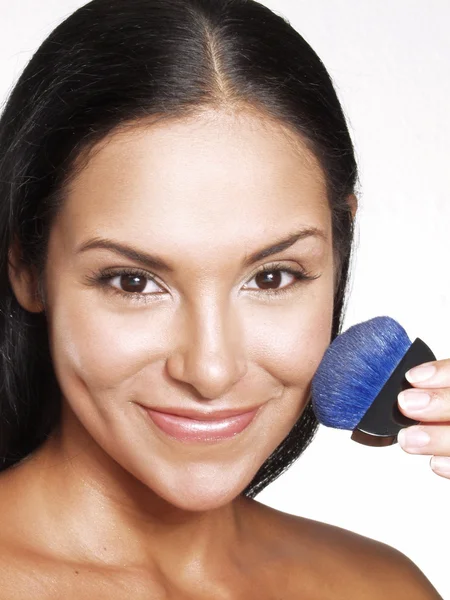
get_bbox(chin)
[152,481,247,513]
[131,456,254,512]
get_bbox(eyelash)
[85,262,320,304]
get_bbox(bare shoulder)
[241,497,442,600]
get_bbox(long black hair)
[0,0,358,498]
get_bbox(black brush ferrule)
[351,338,436,447]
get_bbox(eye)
[244,262,319,295]
[109,272,162,295]
[85,267,165,303]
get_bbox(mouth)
[139,404,263,443]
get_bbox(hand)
[397,359,450,480]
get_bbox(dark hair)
[0,0,357,498]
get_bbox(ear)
[7,237,45,313]
[347,193,358,220]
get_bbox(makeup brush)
[311,316,436,447]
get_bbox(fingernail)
[405,364,436,383]
[398,390,431,410]
[431,456,450,475]
[398,427,430,449]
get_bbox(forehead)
[59,110,331,253]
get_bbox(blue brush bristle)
[311,316,412,430]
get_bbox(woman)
[0,0,445,597]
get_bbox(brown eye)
[243,263,318,296]
[108,273,161,294]
[253,270,283,290]
[119,274,148,293]
[246,268,299,292]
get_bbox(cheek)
[249,282,334,389]
[46,291,169,394]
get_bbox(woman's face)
[40,110,335,511]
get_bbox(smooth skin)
[4,107,442,598]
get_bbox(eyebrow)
[76,226,327,273]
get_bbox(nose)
[165,299,248,400]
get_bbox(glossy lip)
[140,404,263,443]
[144,405,264,421]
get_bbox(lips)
[140,404,262,443]
[146,405,263,421]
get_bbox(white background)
[0,0,449,597]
